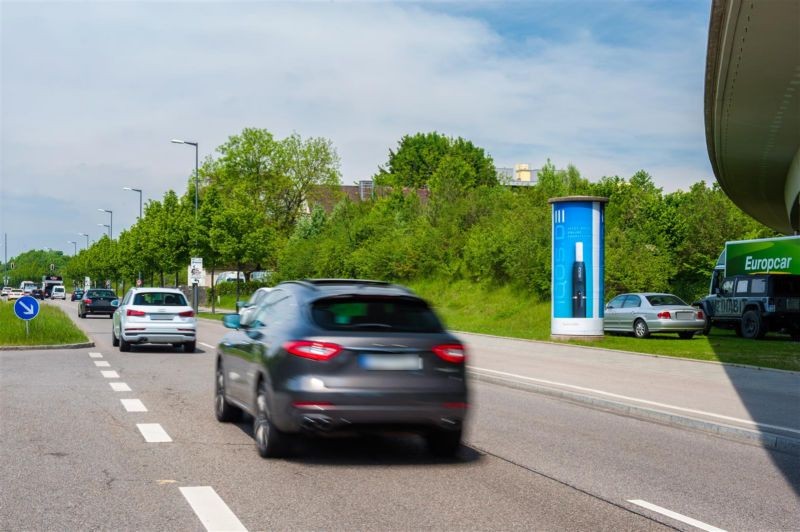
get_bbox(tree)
[375,132,497,190]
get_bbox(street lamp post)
[98,224,111,238]
[171,138,200,312]
[67,241,77,255]
[123,187,143,220]
[98,209,113,239]
[78,233,90,249]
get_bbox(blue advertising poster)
[549,197,607,336]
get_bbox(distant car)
[237,287,272,324]
[604,292,706,339]
[78,289,118,318]
[215,279,468,459]
[112,287,197,352]
[215,271,245,284]
[71,289,85,301]
[51,286,66,300]
[250,270,273,283]
[1,287,10,297]
[7,289,24,300]
[31,288,45,300]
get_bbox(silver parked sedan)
[604,293,705,339]
[112,287,197,352]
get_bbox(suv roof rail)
[282,279,413,294]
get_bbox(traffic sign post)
[14,295,40,337]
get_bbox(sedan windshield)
[645,294,688,306]
[311,296,443,333]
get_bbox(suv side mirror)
[223,313,241,329]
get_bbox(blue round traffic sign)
[14,295,40,321]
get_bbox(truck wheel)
[633,319,650,339]
[741,310,765,340]
[702,315,712,335]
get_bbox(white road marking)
[121,399,147,412]
[136,423,172,443]
[199,342,216,350]
[101,370,120,379]
[628,500,726,532]
[94,361,111,367]
[89,352,103,358]
[180,486,248,532]
[109,382,131,392]
[471,367,800,436]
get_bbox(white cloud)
[1,1,713,258]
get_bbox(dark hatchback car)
[79,289,118,318]
[71,289,84,301]
[31,288,45,300]
[215,279,468,458]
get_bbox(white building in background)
[497,163,540,187]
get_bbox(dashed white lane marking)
[471,367,800,436]
[101,370,120,379]
[94,361,111,367]
[109,382,132,392]
[180,486,248,532]
[121,399,147,412]
[136,423,172,443]
[199,342,216,350]
[628,500,726,532]
[89,352,103,358]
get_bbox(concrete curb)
[469,368,800,456]
[0,341,95,351]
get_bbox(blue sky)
[0,0,713,261]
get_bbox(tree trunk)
[211,266,216,314]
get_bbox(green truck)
[698,236,800,340]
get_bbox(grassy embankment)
[196,279,799,371]
[0,301,89,346]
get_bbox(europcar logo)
[726,237,800,276]
[744,255,793,272]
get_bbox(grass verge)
[0,301,89,346]
[409,278,800,372]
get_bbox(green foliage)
[375,132,497,190]
[3,249,69,287]
[0,302,88,346]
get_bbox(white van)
[51,286,66,299]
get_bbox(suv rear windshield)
[133,292,187,306]
[311,296,443,333]
[87,290,117,298]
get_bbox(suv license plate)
[359,354,422,371]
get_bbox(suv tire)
[119,336,131,352]
[426,428,462,458]
[214,364,241,422]
[254,382,292,458]
[184,341,196,353]
[112,327,119,347]
[741,310,765,340]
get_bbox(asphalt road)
[1,299,797,531]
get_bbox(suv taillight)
[284,341,342,361]
[83,299,92,305]
[657,311,671,319]
[178,310,195,317]
[127,309,146,316]
[433,344,466,363]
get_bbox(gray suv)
[215,279,468,458]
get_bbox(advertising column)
[548,196,608,338]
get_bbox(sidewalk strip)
[109,382,131,392]
[180,486,248,532]
[121,399,147,412]
[136,423,172,443]
[471,366,800,436]
[199,342,216,350]
[94,361,111,367]
[101,370,120,379]
[628,499,726,532]
[89,352,103,358]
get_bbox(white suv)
[112,287,197,352]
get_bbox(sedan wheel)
[254,382,291,458]
[633,319,650,339]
